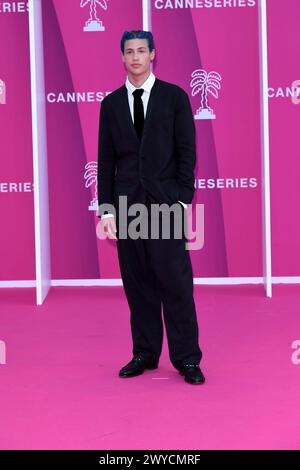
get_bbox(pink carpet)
[0,284,299,450]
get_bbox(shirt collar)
[125,71,156,95]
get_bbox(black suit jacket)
[97,77,196,218]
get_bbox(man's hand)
[101,215,117,240]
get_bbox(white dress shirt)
[101,71,187,219]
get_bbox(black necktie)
[132,88,144,141]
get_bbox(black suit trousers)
[115,192,202,371]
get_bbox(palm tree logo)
[80,0,109,32]
[190,69,222,120]
[84,161,98,211]
[0,79,6,105]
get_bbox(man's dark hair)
[120,30,155,54]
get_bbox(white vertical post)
[258,0,272,297]
[142,0,152,31]
[28,0,51,305]
[143,0,153,75]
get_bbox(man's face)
[122,38,155,76]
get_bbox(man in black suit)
[97,30,204,385]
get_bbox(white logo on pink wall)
[190,69,222,120]
[0,79,6,105]
[80,0,109,32]
[84,161,98,211]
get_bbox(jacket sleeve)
[97,98,116,218]
[174,88,196,205]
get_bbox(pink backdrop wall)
[267,0,300,276]
[152,2,262,277]
[0,0,299,281]
[0,2,34,281]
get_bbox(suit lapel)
[121,78,160,147]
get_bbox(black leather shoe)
[119,355,159,378]
[179,363,205,385]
